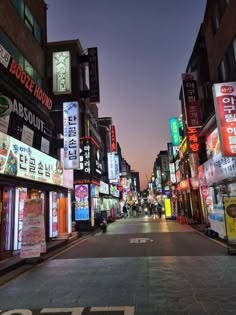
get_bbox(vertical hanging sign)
[182,72,202,128]
[52,51,71,94]
[88,47,100,103]
[110,125,117,152]
[169,118,181,146]
[63,101,80,169]
[213,82,236,157]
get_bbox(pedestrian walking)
[132,204,137,217]
[157,199,163,219]
[151,203,158,219]
[123,204,128,218]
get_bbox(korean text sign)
[213,82,236,156]
[182,73,202,128]
[169,118,181,146]
[63,101,80,168]
[0,131,63,186]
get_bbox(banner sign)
[110,125,117,152]
[75,184,89,220]
[63,101,79,169]
[213,82,236,156]
[169,118,181,146]
[52,51,71,94]
[204,152,236,185]
[0,131,64,186]
[224,197,236,246]
[20,198,46,258]
[88,47,100,103]
[182,72,202,128]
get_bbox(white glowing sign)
[52,51,71,94]
[107,152,119,182]
[63,101,80,169]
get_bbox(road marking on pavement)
[91,306,135,314]
[0,307,135,315]
[129,237,153,243]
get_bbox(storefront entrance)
[0,187,14,260]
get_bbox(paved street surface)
[0,215,236,315]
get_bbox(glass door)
[0,187,14,258]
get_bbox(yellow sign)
[224,197,236,245]
[164,198,172,218]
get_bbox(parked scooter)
[100,218,108,232]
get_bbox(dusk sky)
[46,0,207,190]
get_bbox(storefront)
[0,130,71,260]
[74,136,102,231]
[201,152,236,239]
[176,179,192,223]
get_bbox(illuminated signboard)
[63,101,79,169]
[107,152,119,182]
[169,118,181,146]
[0,42,52,110]
[75,184,89,220]
[110,125,117,152]
[182,72,202,128]
[177,179,190,191]
[213,82,236,156]
[88,47,100,103]
[99,181,109,194]
[52,51,71,94]
[206,128,221,160]
[0,131,63,186]
[187,128,200,154]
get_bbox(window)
[218,37,236,81]
[218,59,227,81]
[11,0,42,45]
[24,4,34,33]
[0,32,42,87]
[11,0,24,17]
[211,0,228,36]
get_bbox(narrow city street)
[0,215,235,315]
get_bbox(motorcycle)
[100,218,108,232]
